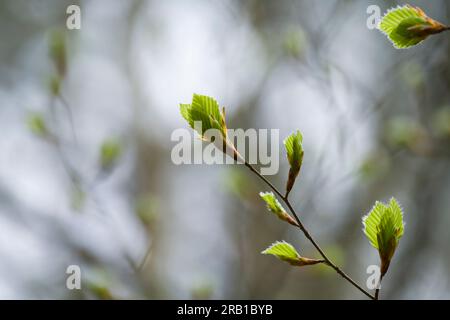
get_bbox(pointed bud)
[283,131,304,197]
[259,192,299,227]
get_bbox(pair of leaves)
[363,198,404,276]
[379,5,448,49]
[262,241,324,267]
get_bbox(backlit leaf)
[262,241,324,267]
[362,198,405,275]
[379,5,448,49]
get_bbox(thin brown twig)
[138,242,153,271]
[57,94,78,144]
[375,274,384,300]
[375,288,380,300]
[243,162,376,300]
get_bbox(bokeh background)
[0,0,449,299]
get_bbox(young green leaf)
[262,241,324,267]
[180,94,244,162]
[283,130,304,197]
[259,192,299,227]
[180,94,227,140]
[379,5,449,49]
[362,198,404,276]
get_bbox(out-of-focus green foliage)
[432,106,450,139]
[49,74,61,96]
[400,61,424,89]
[86,282,115,300]
[49,30,67,77]
[100,139,122,170]
[222,169,253,199]
[385,116,428,150]
[83,268,117,300]
[190,280,214,300]
[70,184,86,212]
[27,112,48,137]
[135,193,159,227]
[359,150,390,181]
[283,27,306,59]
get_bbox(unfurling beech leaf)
[283,131,304,197]
[362,198,404,277]
[259,192,299,227]
[180,94,227,139]
[262,241,324,267]
[379,5,449,49]
[180,94,243,161]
